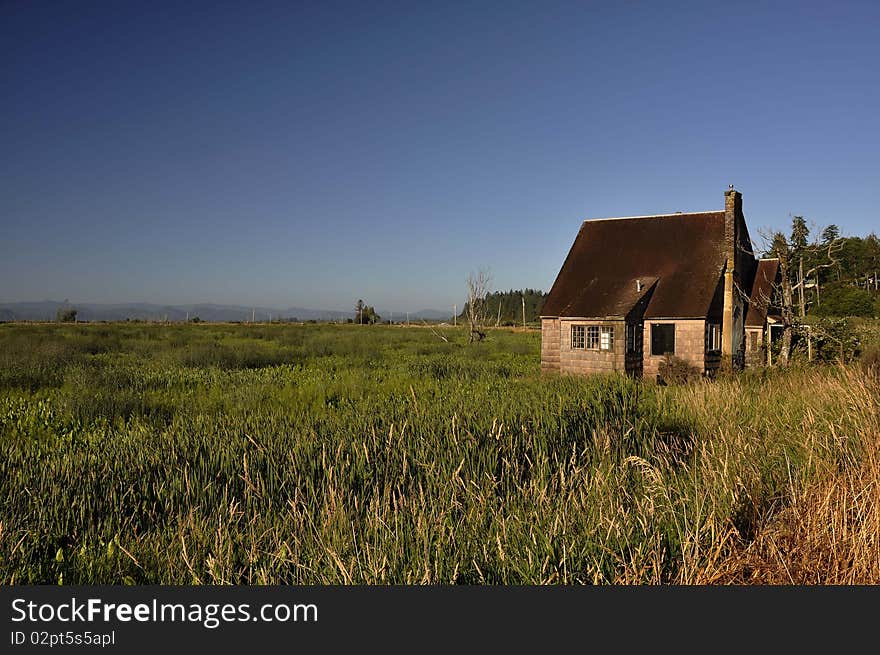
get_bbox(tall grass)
[0,323,877,584]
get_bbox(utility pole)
[406,311,409,326]
[453,305,456,327]
[186,311,189,322]
[521,296,526,329]
[252,308,255,323]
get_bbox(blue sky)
[2,1,878,312]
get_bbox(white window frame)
[600,326,614,351]
[707,323,721,353]
[571,325,585,349]
[586,326,600,349]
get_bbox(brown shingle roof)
[542,212,727,319]
[746,258,780,326]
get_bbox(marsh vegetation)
[1,323,877,583]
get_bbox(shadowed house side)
[745,258,783,366]
[541,188,760,380]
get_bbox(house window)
[651,323,675,356]
[626,324,636,353]
[600,326,614,351]
[571,325,585,349]
[707,323,721,353]
[586,326,600,349]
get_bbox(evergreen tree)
[821,224,840,244]
[790,215,809,257]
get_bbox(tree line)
[460,288,547,328]
[755,219,878,366]
[765,219,879,319]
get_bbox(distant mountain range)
[0,301,453,323]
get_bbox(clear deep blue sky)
[2,1,878,312]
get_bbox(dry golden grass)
[710,369,880,584]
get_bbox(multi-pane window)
[600,326,614,351]
[571,325,585,349]
[586,326,600,349]
[651,324,675,356]
[706,323,721,352]
[626,323,641,353]
[572,324,616,350]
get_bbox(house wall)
[745,327,765,367]
[544,317,717,379]
[643,319,707,380]
[541,318,561,372]
[705,275,724,376]
[555,319,626,375]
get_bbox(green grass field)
[1,322,878,584]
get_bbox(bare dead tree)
[465,268,492,343]
[423,320,449,343]
[778,262,795,366]
[791,238,844,317]
[750,227,844,366]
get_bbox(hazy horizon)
[0,298,462,317]
[3,1,879,310]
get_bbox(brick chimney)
[721,186,742,365]
[724,186,741,265]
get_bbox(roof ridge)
[581,211,723,223]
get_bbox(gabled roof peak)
[582,211,722,224]
[543,211,728,319]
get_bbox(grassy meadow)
[1,322,878,584]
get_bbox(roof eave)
[539,315,627,320]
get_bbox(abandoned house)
[541,187,780,379]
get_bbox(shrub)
[56,308,77,323]
[657,354,701,384]
[797,317,860,363]
[812,284,875,318]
